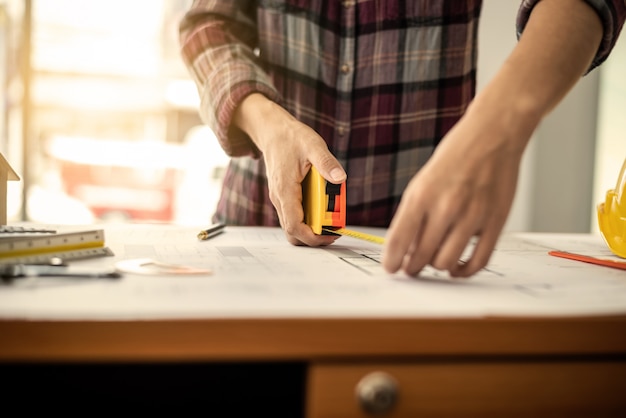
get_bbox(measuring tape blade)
[0,247,115,265]
[322,227,385,245]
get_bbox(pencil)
[197,223,226,241]
[548,250,626,270]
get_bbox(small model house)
[0,152,20,225]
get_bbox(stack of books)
[0,226,114,264]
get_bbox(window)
[2,0,226,226]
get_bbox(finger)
[268,177,303,246]
[382,194,425,273]
[400,211,453,277]
[277,180,307,245]
[449,220,501,278]
[450,194,511,277]
[308,146,346,184]
[398,187,471,276]
[279,175,339,247]
[289,223,339,247]
[430,202,487,273]
[430,221,478,275]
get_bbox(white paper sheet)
[1,225,625,319]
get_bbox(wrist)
[233,93,291,152]
[467,67,543,153]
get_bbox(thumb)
[310,150,346,184]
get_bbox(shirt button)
[338,126,346,136]
[340,64,351,74]
[342,1,355,7]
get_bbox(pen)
[197,223,226,241]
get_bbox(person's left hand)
[382,101,535,278]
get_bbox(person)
[179,0,625,278]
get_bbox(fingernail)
[330,168,346,182]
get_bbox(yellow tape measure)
[303,167,385,245]
[322,227,385,245]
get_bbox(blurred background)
[0,1,624,230]
[1,0,228,226]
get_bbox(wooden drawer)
[306,360,626,418]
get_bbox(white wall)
[592,33,626,233]
[477,0,529,232]
[478,0,600,233]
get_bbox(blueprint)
[1,225,625,319]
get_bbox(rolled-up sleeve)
[516,0,626,72]
[179,0,282,157]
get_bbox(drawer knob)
[355,371,398,415]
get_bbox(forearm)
[468,0,603,150]
[179,1,281,157]
[233,93,298,152]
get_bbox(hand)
[234,94,347,246]
[382,101,533,278]
[379,0,604,278]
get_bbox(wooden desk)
[1,227,626,416]
[1,316,625,417]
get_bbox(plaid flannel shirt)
[180,0,626,227]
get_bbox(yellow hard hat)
[597,158,626,258]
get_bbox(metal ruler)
[0,247,115,264]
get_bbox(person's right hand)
[234,93,347,246]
